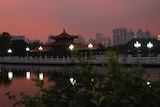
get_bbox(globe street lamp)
[147,42,153,57]
[134,41,141,57]
[7,48,12,57]
[88,43,93,59]
[69,44,74,62]
[26,47,30,57]
[69,44,74,51]
[38,46,43,58]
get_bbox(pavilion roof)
[30,42,105,53]
[30,46,52,52]
[50,29,78,39]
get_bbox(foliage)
[11,40,28,56]
[0,32,12,55]
[0,33,42,56]
[6,53,160,107]
[107,38,160,56]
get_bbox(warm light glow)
[26,71,30,80]
[69,44,74,50]
[158,34,160,40]
[39,72,43,80]
[8,71,13,80]
[88,43,93,49]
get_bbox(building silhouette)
[113,28,130,46]
[136,29,151,39]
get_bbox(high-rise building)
[102,37,111,47]
[95,33,111,47]
[136,29,151,38]
[113,28,128,46]
[96,33,103,43]
[136,29,144,38]
[128,29,134,41]
[144,30,151,38]
[74,35,85,44]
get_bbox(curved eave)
[30,46,52,53]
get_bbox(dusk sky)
[0,0,160,42]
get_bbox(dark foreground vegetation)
[5,52,160,107]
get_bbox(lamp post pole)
[134,41,141,64]
[7,48,12,58]
[134,41,141,57]
[26,47,30,57]
[147,42,153,57]
[69,44,74,61]
[38,46,43,58]
[88,43,93,60]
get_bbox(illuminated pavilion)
[30,29,105,58]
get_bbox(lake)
[0,64,160,107]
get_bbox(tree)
[11,40,27,56]
[0,32,12,56]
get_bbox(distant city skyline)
[0,0,160,42]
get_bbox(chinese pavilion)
[30,29,105,58]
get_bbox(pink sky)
[0,0,160,42]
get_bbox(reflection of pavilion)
[30,29,105,58]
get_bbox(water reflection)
[26,71,30,80]
[0,64,160,107]
[0,64,160,84]
[0,64,107,83]
[8,71,13,80]
[39,72,44,80]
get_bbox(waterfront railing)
[0,55,160,65]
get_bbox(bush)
[6,53,160,107]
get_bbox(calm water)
[0,64,160,107]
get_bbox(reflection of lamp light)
[147,42,153,57]
[39,72,43,80]
[26,71,30,80]
[8,71,13,80]
[70,77,76,85]
[147,81,151,87]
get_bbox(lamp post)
[134,41,141,57]
[88,43,93,59]
[38,46,43,58]
[69,44,74,57]
[147,42,153,57]
[26,47,30,57]
[7,48,12,58]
